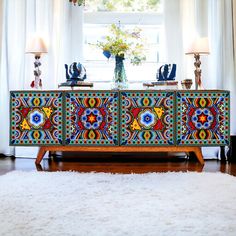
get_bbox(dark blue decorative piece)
[113,56,128,89]
[103,50,111,59]
[64,62,86,86]
[157,64,177,81]
[114,56,126,82]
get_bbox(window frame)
[84,12,163,25]
[83,5,165,83]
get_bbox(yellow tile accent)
[20,119,31,130]
[154,107,164,119]
[42,107,53,118]
[130,119,141,131]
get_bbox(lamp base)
[30,76,42,89]
[194,53,204,90]
[31,56,42,89]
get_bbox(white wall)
[0,0,3,69]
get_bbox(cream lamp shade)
[26,35,48,56]
[185,37,210,90]
[185,37,210,55]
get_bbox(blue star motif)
[32,113,42,125]
[139,110,157,129]
[28,109,45,128]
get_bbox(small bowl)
[181,79,193,89]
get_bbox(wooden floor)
[1,153,236,176]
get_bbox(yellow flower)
[94,23,146,65]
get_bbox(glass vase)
[112,55,128,89]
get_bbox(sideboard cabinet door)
[65,91,119,146]
[10,91,63,145]
[176,91,230,146]
[120,91,175,146]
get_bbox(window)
[83,0,165,82]
[84,0,162,12]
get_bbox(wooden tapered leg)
[193,147,204,165]
[35,147,47,165]
[48,151,57,158]
[35,164,43,171]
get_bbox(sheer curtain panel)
[0,0,83,156]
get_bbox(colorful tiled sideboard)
[10,90,230,165]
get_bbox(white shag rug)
[0,171,236,236]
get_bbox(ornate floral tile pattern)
[176,92,230,146]
[65,92,119,145]
[10,92,63,145]
[120,92,175,145]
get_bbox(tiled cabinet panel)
[176,91,230,146]
[10,90,230,147]
[120,91,175,146]
[10,91,63,145]
[65,91,119,146]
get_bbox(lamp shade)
[185,37,210,55]
[26,35,48,56]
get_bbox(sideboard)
[10,90,230,165]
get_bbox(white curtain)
[164,0,236,158]
[164,0,210,86]
[0,0,83,156]
[208,0,236,135]
[163,0,184,81]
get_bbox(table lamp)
[26,35,48,89]
[186,37,210,90]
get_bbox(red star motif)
[197,113,208,125]
[87,114,97,124]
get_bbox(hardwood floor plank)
[1,155,236,176]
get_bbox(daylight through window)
[83,0,165,82]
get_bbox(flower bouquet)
[95,23,146,88]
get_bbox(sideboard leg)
[193,147,204,165]
[49,151,57,157]
[35,147,47,164]
[185,152,190,158]
[220,146,226,162]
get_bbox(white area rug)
[0,171,236,236]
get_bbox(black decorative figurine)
[62,62,87,86]
[157,64,177,81]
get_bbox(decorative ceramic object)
[58,62,92,88]
[62,62,86,86]
[30,59,42,89]
[157,64,177,81]
[113,56,128,89]
[181,79,193,90]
